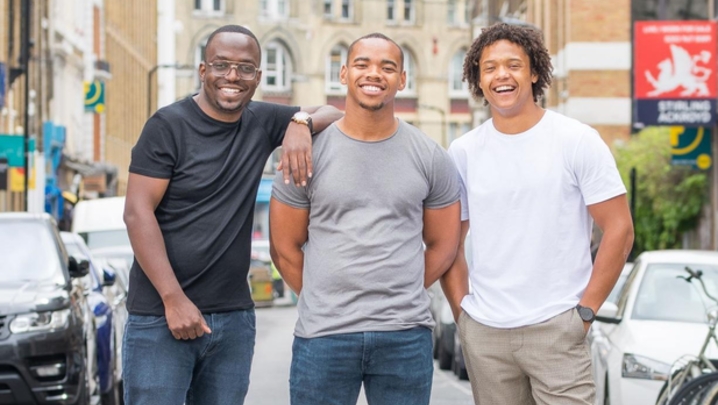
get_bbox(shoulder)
[544,110,596,139]
[153,96,195,123]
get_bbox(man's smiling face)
[341,37,406,112]
[478,39,538,118]
[198,32,262,122]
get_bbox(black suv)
[0,213,92,404]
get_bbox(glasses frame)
[206,61,260,79]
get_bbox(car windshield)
[79,230,130,250]
[0,220,63,282]
[632,263,718,323]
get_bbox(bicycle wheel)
[669,371,718,405]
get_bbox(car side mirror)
[68,256,90,278]
[102,267,117,287]
[595,302,622,324]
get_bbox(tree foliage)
[614,127,708,255]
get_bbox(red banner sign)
[634,21,717,126]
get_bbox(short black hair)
[347,32,404,68]
[204,25,262,62]
[463,23,552,103]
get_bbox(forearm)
[270,248,304,294]
[441,248,470,321]
[580,223,634,311]
[424,243,458,288]
[124,209,185,303]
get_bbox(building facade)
[170,0,475,150]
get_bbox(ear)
[199,62,206,83]
[531,71,538,84]
[340,65,348,84]
[398,70,406,91]
[255,69,263,85]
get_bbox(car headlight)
[622,353,670,380]
[9,309,71,334]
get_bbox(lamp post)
[418,104,447,147]
[147,64,194,118]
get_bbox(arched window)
[449,49,469,97]
[262,41,292,92]
[326,44,348,93]
[400,47,416,96]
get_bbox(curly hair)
[463,23,553,103]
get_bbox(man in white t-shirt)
[446,23,634,405]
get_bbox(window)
[387,0,396,21]
[447,0,457,24]
[326,45,348,93]
[194,0,224,14]
[260,0,289,19]
[263,41,292,92]
[387,0,414,23]
[449,49,469,96]
[195,40,208,89]
[403,0,414,22]
[323,0,332,17]
[400,47,416,95]
[341,0,353,20]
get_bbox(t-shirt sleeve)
[128,115,177,179]
[573,128,627,205]
[260,103,301,149]
[271,168,310,209]
[447,141,469,221]
[425,145,461,209]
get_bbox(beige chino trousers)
[457,308,595,405]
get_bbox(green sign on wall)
[0,135,36,167]
[670,127,712,170]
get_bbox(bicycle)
[656,266,718,405]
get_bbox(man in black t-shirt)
[122,25,341,405]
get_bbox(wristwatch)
[291,111,314,135]
[576,304,596,323]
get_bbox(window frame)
[193,0,225,15]
[260,0,289,19]
[262,41,293,93]
[449,49,469,98]
[326,44,348,94]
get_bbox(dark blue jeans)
[290,327,433,405]
[122,309,256,405]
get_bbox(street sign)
[0,135,34,167]
[634,21,718,127]
[670,126,712,170]
[84,80,106,113]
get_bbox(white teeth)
[363,86,381,92]
[495,86,514,92]
[221,88,240,94]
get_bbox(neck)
[490,102,545,135]
[338,103,398,141]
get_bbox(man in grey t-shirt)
[270,33,461,405]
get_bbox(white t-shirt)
[448,110,626,328]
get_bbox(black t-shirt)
[127,97,299,315]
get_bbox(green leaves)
[614,127,708,254]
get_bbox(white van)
[71,196,130,250]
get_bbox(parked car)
[61,232,126,405]
[590,251,718,405]
[72,196,129,250]
[0,212,94,404]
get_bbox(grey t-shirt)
[272,120,460,338]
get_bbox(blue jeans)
[122,309,256,405]
[290,327,433,405]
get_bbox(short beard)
[358,101,384,111]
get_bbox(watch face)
[293,111,310,122]
[578,306,595,322]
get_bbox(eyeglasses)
[207,61,259,79]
